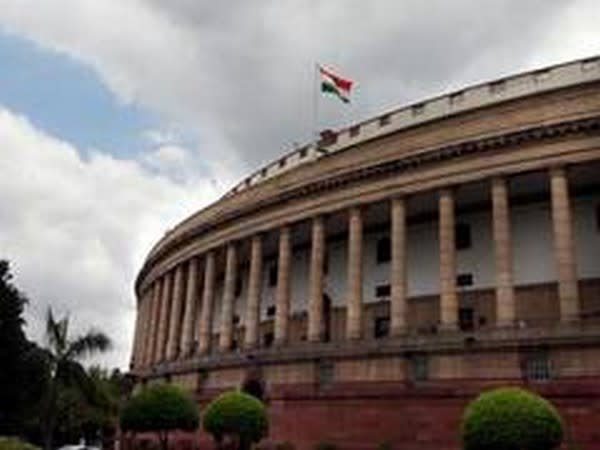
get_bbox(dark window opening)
[233,314,240,325]
[242,377,265,401]
[269,263,278,287]
[263,332,274,348]
[376,237,391,263]
[235,276,243,297]
[349,125,360,137]
[455,223,472,250]
[456,273,474,287]
[522,351,551,381]
[266,305,276,317]
[375,284,391,298]
[409,354,428,381]
[459,307,474,332]
[596,204,600,231]
[299,148,307,158]
[374,317,390,339]
[231,339,238,351]
[323,251,329,275]
[317,360,335,389]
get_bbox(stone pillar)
[308,216,325,342]
[550,167,580,322]
[180,257,199,357]
[198,251,216,355]
[274,226,292,345]
[145,280,162,366]
[156,271,173,362]
[346,207,363,340]
[244,235,263,349]
[137,291,151,366]
[492,177,515,326]
[390,197,407,336]
[439,188,458,329]
[219,243,238,351]
[166,264,185,360]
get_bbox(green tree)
[120,382,199,450]
[461,387,564,450]
[0,260,49,438]
[203,390,268,450]
[41,308,112,450]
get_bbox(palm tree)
[42,307,112,450]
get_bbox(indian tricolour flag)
[319,65,353,103]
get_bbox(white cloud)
[0,107,220,368]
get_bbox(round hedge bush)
[202,390,268,448]
[461,387,563,450]
[120,382,199,434]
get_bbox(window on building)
[263,332,274,348]
[317,360,335,388]
[459,307,474,332]
[376,237,391,263]
[455,223,472,250]
[375,284,391,298]
[269,262,278,287]
[374,316,390,339]
[266,305,276,317]
[232,314,240,325]
[323,251,329,275]
[409,353,429,381]
[524,351,551,381]
[456,273,474,287]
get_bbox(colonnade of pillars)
[132,167,580,368]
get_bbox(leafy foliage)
[120,382,199,450]
[0,437,40,450]
[41,308,112,450]
[461,387,564,450]
[0,260,49,437]
[203,390,268,450]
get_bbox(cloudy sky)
[0,0,598,369]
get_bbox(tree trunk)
[43,379,58,450]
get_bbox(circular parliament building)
[130,57,600,450]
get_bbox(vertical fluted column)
[275,226,292,345]
[166,264,185,360]
[244,235,263,349]
[156,271,173,362]
[198,251,216,355]
[492,177,515,326]
[180,257,199,357]
[308,216,325,342]
[390,197,407,336]
[137,291,151,366]
[145,280,162,365]
[219,243,238,351]
[550,167,580,322]
[346,207,363,340]
[439,188,458,329]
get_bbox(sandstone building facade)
[130,57,600,450]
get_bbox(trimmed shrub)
[203,390,268,450]
[0,437,40,450]
[461,387,563,450]
[120,382,199,450]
